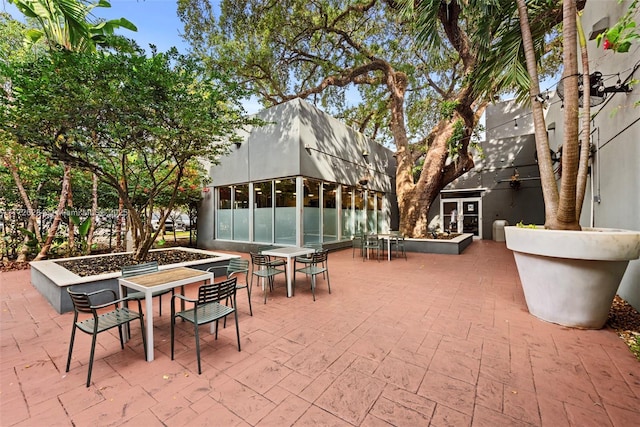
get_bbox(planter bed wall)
[30,248,239,314]
[404,233,474,255]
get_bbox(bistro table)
[260,246,315,297]
[377,232,400,261]
[118,267,214,361]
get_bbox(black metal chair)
[293,249,331,301]
[121,261,173,316]
[390,234,408,260]
[362,234,381,261]
[207,258,252,316]
[351,234,365,258]
[250,252,287,303]
[66,287,146,387]
[257,245,287,268]
[170,277,241,375]
[294,242,323,272]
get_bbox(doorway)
[441,197,482,238]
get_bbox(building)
[197,98,397,252]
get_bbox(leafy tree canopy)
[1,45,261,259]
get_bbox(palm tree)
[9,0,136,52]
[516,0,586,230]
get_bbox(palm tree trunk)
[575,11,591,222]
[515,0,559,225]
[554,0,581,230]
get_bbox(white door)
[440,198,482,238]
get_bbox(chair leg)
[194,323,202,375]
[66,324,77,373]
[118,324,125,349]
[159,294,162,316]
[86,333,98,387]
[246,285,253,316]
[234,310,241,351]
[311,275,316,301]
[326,271,331,294]
[170,309,176,361]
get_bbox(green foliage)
[446,119,465,161]
[1,44,260,259]
[18,227,40,254]
[516,221,537,229]
[439,100,459,120]
[70,214,91,254]
[8,0,137,51]
[596,0,640,53]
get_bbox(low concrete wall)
[30,248,239,314]
[204,235,472,256]
[404,234,474,255]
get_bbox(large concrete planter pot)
[504,226,640,329]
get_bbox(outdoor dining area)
[2,242,639,426]
[352,231,407,261]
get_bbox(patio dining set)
[352,231,408,261]
[64,244,331,387]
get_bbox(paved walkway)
[1,241,639,426]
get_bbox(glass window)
[376,192,385,233]
[323,182,338,242]
[303,179,321,244]
[367,192,376,233]
[355,189,366,234]
[254,181,273,243]
[341,185,353,238]
[217,186,232,239]
[275,178,296,245]
[233,184,249,241]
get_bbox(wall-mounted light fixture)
[514,119,518,129]
[362,150,369,163]
[234,141,242,148]
[589,16,609,40]
[547,122,556,131]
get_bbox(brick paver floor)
[1,241,639,426]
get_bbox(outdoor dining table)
[377,233,401,261]
[118,267,214,362]
[260,246,315,297]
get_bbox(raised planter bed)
[30,247,238,314]
[403,233,474,255]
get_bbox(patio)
[1,241,639,426]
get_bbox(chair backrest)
[67,288,94,314]
[121,261,159,278]
[198,277,237,305]
[365,234,380,245]
[312,249,328,265]
[250,252,271,267]
[227,258,249,275]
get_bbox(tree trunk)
[86,173,98,252]
[516,0,560,226]
[2,155,42,260]
[67,176,75,255]
[554,0,581,230]
[575,11,591,222]
[116,196,124,251]
[35,164,71,260]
